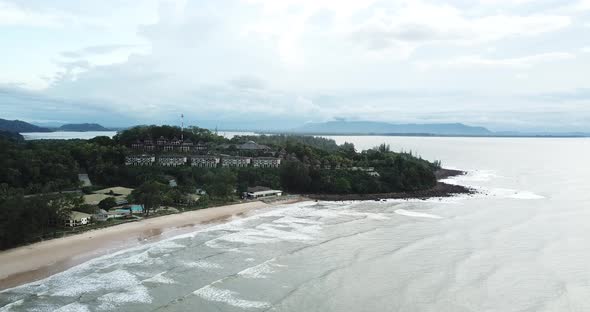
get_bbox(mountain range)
[0,119,111,133]
[0,118,51,133]
[292,121,493,136]
[57,123,110,131]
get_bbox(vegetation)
[0,126,443,250]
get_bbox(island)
[57,123,111,132]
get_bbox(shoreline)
[0,197,305,291]
[0,169,470,291]
[307,168,473,201]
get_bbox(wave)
[395,209,443,219]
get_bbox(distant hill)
[0,118,51,133]
[293,121,493,136]
[0,130,24,141]
[58,123,110,131]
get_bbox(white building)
[125,154,155,166]
[65,211,92,227]
[158,155,187,167]
[252,157,281,168]
[245,186,282,199]
[191,155,220,168]
[221,156,251,167]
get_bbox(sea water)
[1,137,590,311]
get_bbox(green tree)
[98,197,117,211]
[333,177,352,194]
[128,181,167,216]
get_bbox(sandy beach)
[0,198,304,291]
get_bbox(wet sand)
[0,198,304,291]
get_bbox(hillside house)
[221,156,251,167]
[191,155,220,168]
[237,141,271,151]
[252,157,281,168]
[158,155,187,167]
[125,154,155,166]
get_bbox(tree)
[98,197,117,211]
[280,160,311,192]
[333,177,352,194]
[128,181,167,216]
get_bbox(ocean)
[1,136,590,311]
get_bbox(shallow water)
[2,137,590,311]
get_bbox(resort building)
[350,166,380,177]
[221,156,251,167]
[244,186,282,199]
[65,211,92,227]
[191,155,220,168]
[236,141,271,151]
[158,155,187,167]
[252,157,281,168]
[195,141,208,152]
[180,139,193,152]
[93,209,109,222]
[125,154,155,166]
[156,136,168,146]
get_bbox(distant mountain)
[58,123,110,132]
[0,118,51,133]
[293,121,493,136]
[0,130,24,141]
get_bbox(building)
[236,141,271,151]
[65,211,92,227]
[180,139,193,152]
[245,186,282,199]
[350,166,380,177]
[156,136,168,146]
[221,156,251,167]
[158,155,187,167]
[194,141,208,152]
[191,155,220,168]
[93,209,109,222]
[252,157,281,168]
[131,140,143,149]
[125,154,155,166]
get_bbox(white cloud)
[582,46,590,52]
[349,1,570,54]
[419,52,575,69]
[0,1,66,27]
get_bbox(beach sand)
[0,198,304,291]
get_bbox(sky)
[0,0,589,132]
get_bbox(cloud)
[0,1,68,27]
[349,2,571,54]
[582,46,590,52]
[419,52,575,69]
[61,44,144,58]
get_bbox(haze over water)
[2,137,590,311]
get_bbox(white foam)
[97,286,152,311]
[142,271,176,284]
[51,270,140,297]
[55,303,90,312]
[0,299,24,312]
[193,286,270,309]
[395,209,443,219]
[489,188,544,200]
[238,258,283,279]
[184,260,222,269]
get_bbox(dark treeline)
[115,125,225,145]
[231,134,342,152]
